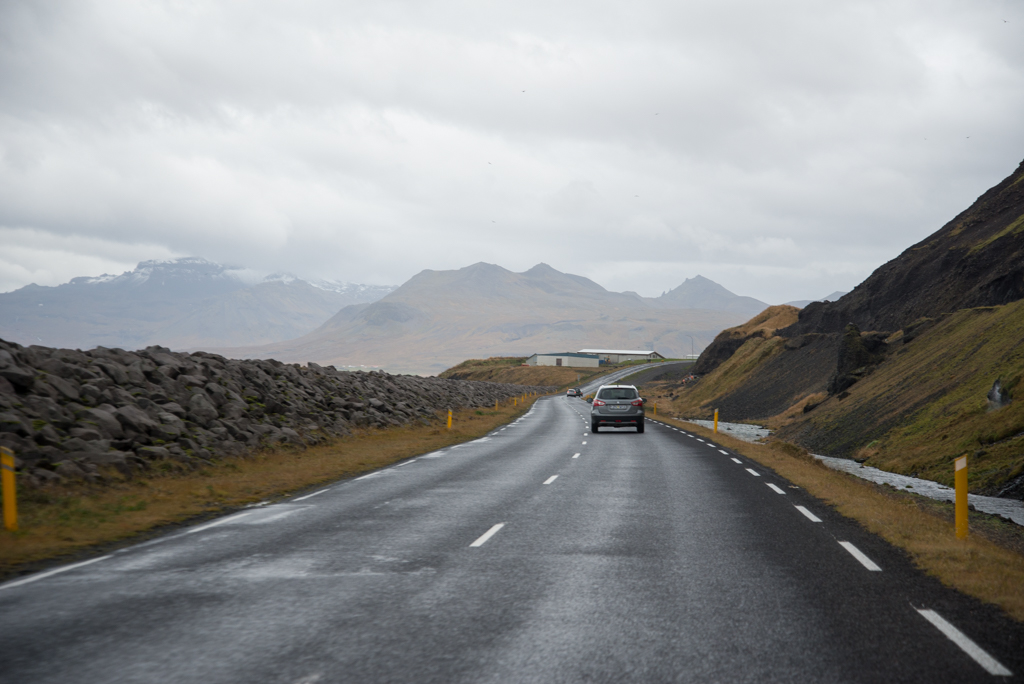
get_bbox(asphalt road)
[1,396,1022,683]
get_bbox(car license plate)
[609,406,628,411]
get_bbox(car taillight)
[593,399,606,407]
[631,399,643,407]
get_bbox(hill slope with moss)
[664,158,1024,500]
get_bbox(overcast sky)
[1,0,1022,303]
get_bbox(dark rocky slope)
[670,158,1024,497]
[0,339,549,487]
[782,158,1024,337]
[686,158,1024,422]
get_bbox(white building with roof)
[576,349,665,364]
[525,352,600,368]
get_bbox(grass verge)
[0,396,543,579]
[653,414,1024,622]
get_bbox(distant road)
[1,396,1020,682]
[579,360,689,393]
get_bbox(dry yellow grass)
[652,414,1024,622]
[0,397,543,577]
[726,304,801,338]
[440,357,612,388]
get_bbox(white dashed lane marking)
[0,555,111,591]
[470,523,506,547]
[916,609,1012,676]
[745,468,760,477]
[293,488,330,502]
[718,449,729,455]
[543,475,559,485]
[766,483,785,494]
[731,458,742,464]
[794,506,822,523]
[187,511,256,534]
[838,542,882,571]
[572,453,580,459]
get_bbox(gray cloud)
[1,0,1023,303]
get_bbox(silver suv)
[590,384,645,433]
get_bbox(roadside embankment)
[0,339,552,488]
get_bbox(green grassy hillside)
[780,300,1024,495]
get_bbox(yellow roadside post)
[955,455,968,539]
[1,446,16,532]
[447,409,452,430]
[714,409,719,434]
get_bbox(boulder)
[69,426,104,441]
[115,405,160,434]
[80,408,124,439]
[0,364,34,390]
[94,361,129,385]
[44,375,80,401]
[0,412,32,437]
[160,402,187,419]
[136,446,172,460]
[187,393,219,427]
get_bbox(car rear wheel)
[591,421,599,433]
[636,419,645,433]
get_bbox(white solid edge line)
[838,541,882,571]
[766,483,786,494]
[543,475,559,485]
[731,458,742,464]
[470,523,506,547]
[186,510,256,534]
[794,505,822,522]
[719,449,729,455]
[293,488,330,502]
[917,609,1012,676]
[572,453,581,459]
[0,555,111,591]
[746,468,761,477]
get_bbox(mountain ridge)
[214,262,769,374]
[0,258,395,350]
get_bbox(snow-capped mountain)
[0,258,394,350]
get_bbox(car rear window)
[598,387,637,400]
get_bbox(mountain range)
[213,264,769,374]
[0,258,395,350]
[0,257,780,375]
